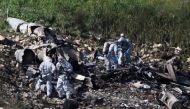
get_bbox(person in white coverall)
[102,41,113,55]
[104,42,122,70]
[117,34,132,64]
[102,33,132,70]
[35,56,56,97]
[56,56,74,99]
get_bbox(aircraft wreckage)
[2,17,190,109]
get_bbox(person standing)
[56,55,74,99]
[118,33,132,64]
[35,56,56,97]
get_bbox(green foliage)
[0,0,189,48]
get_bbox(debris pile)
[0,17,190,109]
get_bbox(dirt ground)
[1,34,190,109]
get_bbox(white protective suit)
[102,42,113,55]
[118,36,132,64]
[56,57,74,99]
[105,42,123,70]
[35,57,55,97]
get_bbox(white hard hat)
[120,33,124,37]
[175,46,182,51]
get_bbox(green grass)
[0,0,189,49]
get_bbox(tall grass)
[0,0,189,49]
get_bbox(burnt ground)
[1,34,190,109]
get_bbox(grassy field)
[0,0,190,49]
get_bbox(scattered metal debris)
[0,17,189,109]
[159,91,182,109]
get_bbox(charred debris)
[0,17,189,109]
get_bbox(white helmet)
[120,33,124,37]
